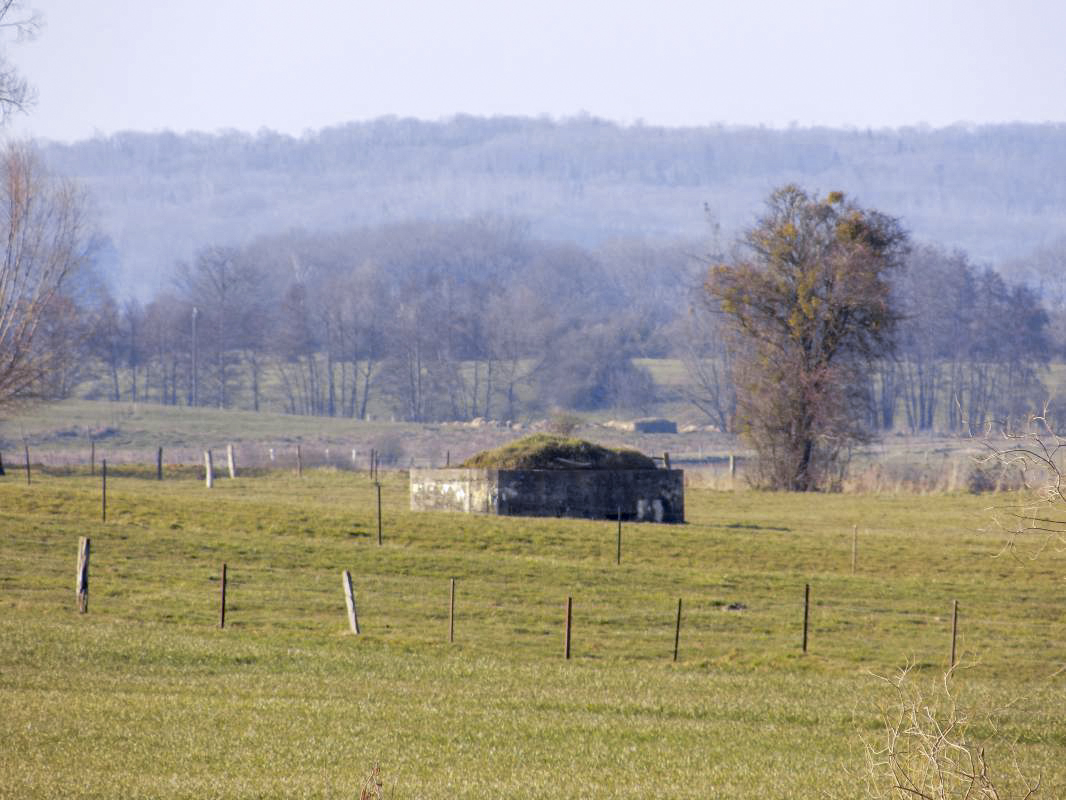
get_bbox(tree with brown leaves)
[706,185,908,490]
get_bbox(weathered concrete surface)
[410,468,684,523]
[408,469,499,514]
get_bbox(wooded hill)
[37,116,1066,298]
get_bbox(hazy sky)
[7,0,1066,142]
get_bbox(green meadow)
[2,467,1065,798]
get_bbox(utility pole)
[191,306,199,407]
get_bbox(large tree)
[0,143,91,411]
[707,185,908,490]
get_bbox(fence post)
[101,460,107,522]
[950,599,959,668]
[204,450,214,489]
[663,451,671,471]
[219,563,227,629]
[564,596,573,660]
[446,450,450,467]
[376,481,383,546]
[802,583,810,653]
[342,570,360,634]
[616,507,622,565]
[673,597,683,662]
[296,445,303,477]
[24,443,30,485]
[851,524,858,573]
[226,444,237,479]
[76,537,90,613]
[0,451,5,476]
[90,438,95,476]
[728,453,736,478]
[449,577,456,643]
[156,446,163,481]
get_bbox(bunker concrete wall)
[410,468,684,523]
[409,469,499,514]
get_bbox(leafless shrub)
[546,411,582,436]
[965,460,1028,495]
[370,432,406,467]
[860,665,1040,800]
[977,413,1066,554]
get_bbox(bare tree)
[176,245,262,408]
[0,1,40,124]
[677,298,736,431]
[0,143,91,411]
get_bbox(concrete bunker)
[409,435,684,523]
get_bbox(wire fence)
[23,540,1061,677]
[3,443,1062,676]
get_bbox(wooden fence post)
[564,596,573,660]
[296,445,303,477]
[219,563,227,629]
[156,447,163,481]
[227,444,237,479]
[204,450,214,489]
[851,524,858,573]
[76,537,90,613]
[950,599,959,668]
[90,438,95,476]
[446,450,450,467]
[663,451,671,471]
[673,597,683,662]
[802,583,810,653]
[616,507,622,565]
[101,460,107,522]
[0,451,5,476]
[24,443,30,485]
[342,570,360,634]
[449,577,456,643]
[728,453,736,478]
[376,481,383,546]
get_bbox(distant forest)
[30,117,1066,427]
[38,116,1066,297]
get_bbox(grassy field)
[1,398,989,490]
[2,467,1065,798]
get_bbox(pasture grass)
[2,469,1065,798]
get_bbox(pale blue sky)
[7,0,1066,142]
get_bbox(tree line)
[685,237,1055,442]
[18,209,1054,436]
[72,218,690,422]
[37,117,1066,300]
[1,126,1060,437]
